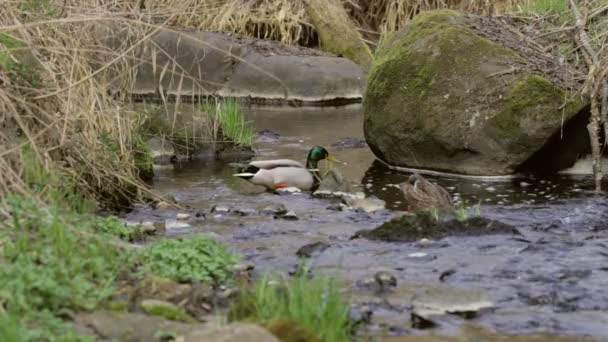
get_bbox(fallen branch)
[568,0,607,191]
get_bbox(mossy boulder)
[363,10,587,175]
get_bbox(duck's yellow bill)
[326,154,347,165]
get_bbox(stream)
[125,104,608,340]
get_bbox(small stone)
[155,201,172,210]
[296,241,330,258]
[211,205,231,214]
[164,219,192,231]
[233,208,256,216]
[520,181,531,187]
[408,252,429,258]
[374,270,397,288]
[276,187,302,195]
[261,204,288,216]
[176,213,191,220]
[278,211,298,220]
[231,263,255,273]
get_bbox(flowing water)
[125,104,608,340]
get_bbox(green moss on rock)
[140,299,195,323]
[363,10,587,175]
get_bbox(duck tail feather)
[233,173,255,180]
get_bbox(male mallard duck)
[233,146,336,191]
[399,173,453,212]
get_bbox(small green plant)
[0,195,130,341]
[454,206,469,222]
[141,234,239,284]
[231,273,353,342]
[92,215,145,241]
[206,98,254,146]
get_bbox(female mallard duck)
[233,146,335,191]
[399,173,453,212]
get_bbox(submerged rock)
[296,241,330,258]
[342,195,386,213]
[363,10,587,175]
[411,287,494,322]
[354,213,520,242]
[260,203,288,216]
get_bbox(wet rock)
[260,203,288,216]
[155,201,173,210]
[135,275,192,303]
[279,211,299,220]
[355,213,520,242]
[326,203,344,211]
[164,219,192,232]
[233,208,257,216]
[140,299,196,323]
[342,196,385,213]
[330,137,367,149]
[374,270,398,289]
[176,212,191,220]
[211,205,232,214]
[439,269,457,282]
[296,241,330,258]
[184,323,279,342]
[406,252,436,263]
[412,287,494,322]
[183,283,216,317]
[276,187,303,195]
[147,137,176,165]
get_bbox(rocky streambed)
[124,104,608,340]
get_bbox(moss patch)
[139,299,196,323]
[355,213,520,242]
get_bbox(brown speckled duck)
[399,173,453,212]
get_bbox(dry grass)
[0,0,162,210]
[114,0,535,47]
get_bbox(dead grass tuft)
[0,1,162,210]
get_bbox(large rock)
[97,26,365,104]
[363,10,587,175]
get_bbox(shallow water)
[126,104,608,340]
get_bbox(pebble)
[408,252,429,258]
[211,205,231,214]
[233,208,256,216]
[374,270,397,288]
[261,204,288,216]
[520,182,531,187]
[276,187,302,195]
[279,211,298,220]
[176,213,191,220]
[164,219,192,231]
